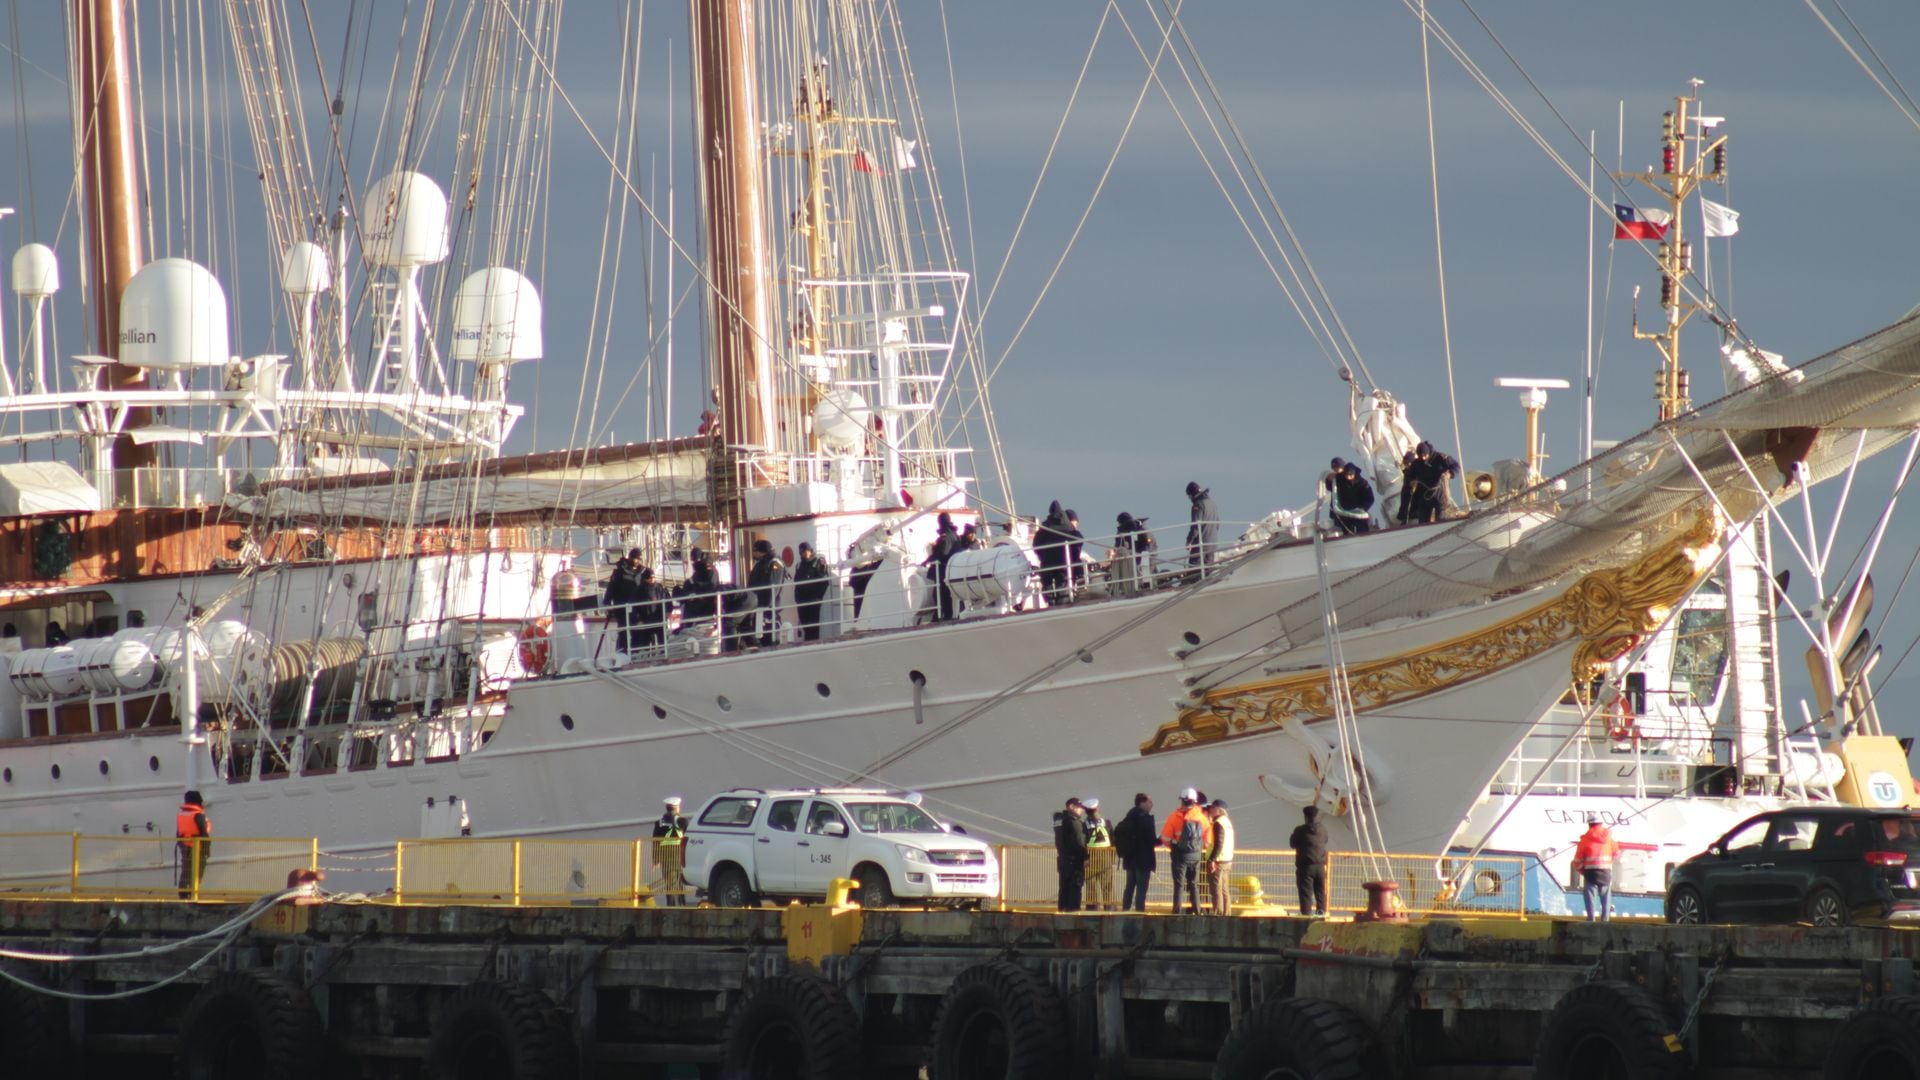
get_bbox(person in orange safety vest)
[175,790,212,899]
[1570,815,1620,922]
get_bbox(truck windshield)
[844,802,943,834]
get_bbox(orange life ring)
[1606,697,1639,742]
[517,618,552,674]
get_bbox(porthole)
[1475,869,1505,897]
[1182,631,1201,647]
[1077,650,1094,664]
[559,713,575,731]
[51,764,61,780]
[99,760,110,776]
[908,670,927,688]
[2,767,11,783]
[652,705,667,720]
[816,683,831,698]
[149,756,160,772]
[717,695,733,712]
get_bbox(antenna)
[1494,378,1570,485]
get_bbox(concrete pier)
[1,896,1913,1078]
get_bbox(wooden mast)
[689,0,777,462]
[74,0,153,470]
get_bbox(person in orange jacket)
[1570,815,1621,921]
[1161,788,1214,915]
[175,789,212,899]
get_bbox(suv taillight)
[1864,850,1908,868]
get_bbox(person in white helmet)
[652,796,690,906]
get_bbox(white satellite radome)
[451,268,543,363]
[11,243,59,298]
[280,242,332,296]
[813,388,872,449]
[361,171,450,268]
[118,258,230,370]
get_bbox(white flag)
[1701,198,1740,238]
[1695,115,1725,129]
[893,135,919,171]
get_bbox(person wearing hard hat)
[1161,788,1214,915]
[1082,797,1116,912]
[652,796,690,906]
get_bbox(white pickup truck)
[682,788,999,908]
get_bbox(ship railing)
[1489,735,1733,798]
[576,518,1273,669]
[992,845,1528,917]
[111,466,239,509]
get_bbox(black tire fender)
[719,973,862,1080]
[1533,980,1689,1080]
[426,980,577,1080]
[0,973,65,1076]
[1212,996,1385,1080]
[1823,994,1920,1079]
[928,960,1067,1080]
[177,970,327,1080]
[854,864,895,909]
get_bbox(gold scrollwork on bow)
[1141,510,1723,755]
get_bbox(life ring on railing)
[178,970,326,1080]
[516,618,551,675]
[1823,995,1920,1078]
[1606,697,1640,742]
[719,974,861,1079]
[1213,997,1384,1079]
[929,961,1067,1079]
[1532,981,1690,1079]
[426,981,574,1080]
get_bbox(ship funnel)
[361,171,450,268]
[11,244,59,298]
[118,258,230,369]
[451,268,543,363]
[281,242,332,296]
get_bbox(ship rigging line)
[979,1,1180,390]
[1105,1,1367,391]
[1417,0,1466,487]
[1146,0,1376,392]
[847,550,1254,783]
[1803,0,1920,136]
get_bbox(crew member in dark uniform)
[1035,502,1075,605]
[791,542,831,640]
[603,548,646,654]
[924,513,961,620]
[1403,440,1460,524]
[631,566,668,652]
[1331,462,1375,535]
[1053,797,1089,912]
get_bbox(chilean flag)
[1613,204,1671,241]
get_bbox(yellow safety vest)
[656,816,685,846]
[1087,820,1111,848]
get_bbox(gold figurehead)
[1142,510,1725,755]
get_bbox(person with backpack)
[1290,805,1330,916]
[1114,792,1157,912]
[1161,788,1213,915]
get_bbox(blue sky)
[5,1,1920,734]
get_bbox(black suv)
[1665,806,1920,926]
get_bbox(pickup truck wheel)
[855,867,895,909]
[712,865,759,908]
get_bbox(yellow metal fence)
[998,846,1528,917]
[0,833,1525,915]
